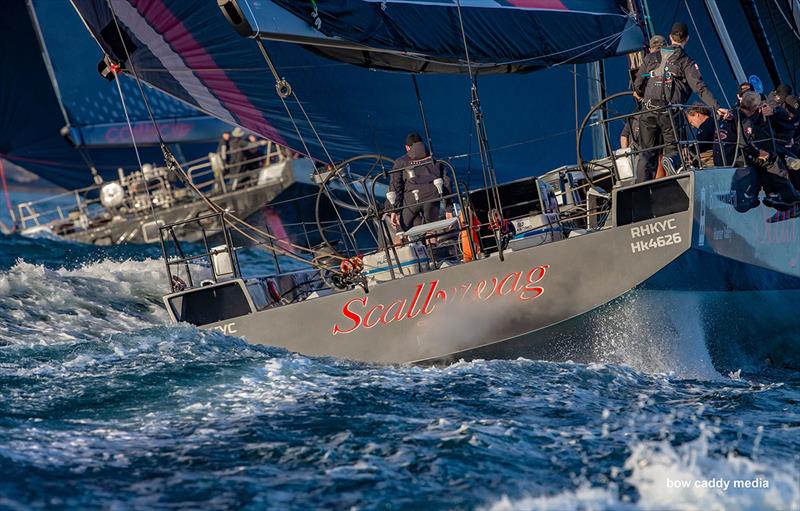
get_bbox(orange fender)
[459,210,481,262]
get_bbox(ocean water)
[1,195,799,510]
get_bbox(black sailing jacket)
[634,45,719,109]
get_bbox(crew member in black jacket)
[633,22,728,182]
[717,91,800,211]
[389,133,452,231]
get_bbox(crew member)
[788,95,800,149]
[217,131,231,164]
[649,35,666,52]
[389,133,452,232]
[633,22,728,183]
[619,111,640,150]
[684,104,717,168]
[717,91,800,211]
[620,36,666,150]
[243,134,264,172]
[764,85,800,171]
[790,96,800,142]
[227,127,247,175]
[767,84,792,109]
[736,82,754,106]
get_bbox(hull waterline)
[176,169,799,370]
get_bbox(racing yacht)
[67,0,800,370]
[16,141,304,244]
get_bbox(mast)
[740,0,784,87]
[586,61,608,159]
[627,0,652,83]
[703,0,747,84]
[453,0,506,258]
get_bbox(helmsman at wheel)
[389,133,453,232]
[633,22,728,183]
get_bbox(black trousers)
[400,199,440,231]
[636,109,678,183]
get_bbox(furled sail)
[259,0,642,73]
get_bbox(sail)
[637,0,792,103]
[30,0,229,148]
[0,0,139,189]
[0,0,227,190]
[68,0,644,186]
[751,0,800,91]
[261,0,642,73]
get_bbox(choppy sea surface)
[1,192,799,510]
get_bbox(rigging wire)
[110,70,160,223]
[106,1,166,147]
[102,3,353,272]
[453,0,504,223]
[684,0,732,108]
[403,32,629,170]
[769,0,800,41]
[105,0,161,224]
[446,128,584,161]
[252,37,363,253]
[763,0,799,90]
[544,28,631,70]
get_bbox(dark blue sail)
[68,0,645,187]
[751,0,800,91]
[0,0,228,190]
[30,0,229,148]
[266,0,641,73]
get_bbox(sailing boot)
[661,156,677,176]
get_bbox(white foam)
[483,427,799,511]
[625,426,798,511]
[0,258,209,346]
[485,487,627,511]
[593,290,722,380]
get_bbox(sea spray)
[0,229,798,510]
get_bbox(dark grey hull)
[65,179,291,245]
[183,168,800,370]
